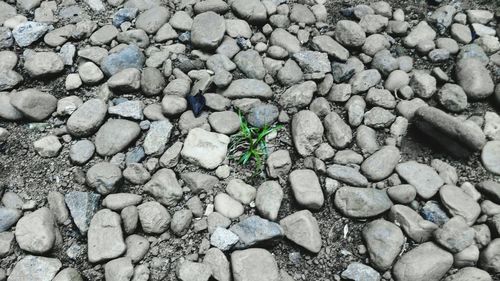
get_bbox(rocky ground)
[1,0,500,280]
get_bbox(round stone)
[481,141,500,175]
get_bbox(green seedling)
[229,111,282,172]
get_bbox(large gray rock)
[334,186,392,218]
[86,162,122,195]
[324,111,352,149]
[395,161,444,199]
[137,201,171,234]
[361,146,400,181]
[10,89,57,121]
[434,216,475,253]
[101,45,145,76]
[279,81,316,109]
[222,79,273,99]
[479,238,500,273]
[191,11,225,50]
[443,267,492,281]
[8,255,62,281]
[181,128,229,169]
[0,207,21,232]
[135,7,170,34]
[280,210,322,253]
[231,0,267,25]
[144,168,182,206]
[393,242,453,281]
[413,106,486,157]
[389,204,438,243]
[482,141,500,176]
[104,257,134,281]
[327,162,366,184]
[439,185,481,226]
[231,248,280,281]
[95,119,140,156]
[12,21,50,47]
[311,35,349,61]
[335,20,366,47]
[403,21,437,48]
[255,181,283,221]
[176,260,212,281]
[234,49,265,79]
[363,219,404,271]
[269,28,301,54]
[291,110,324,157]
[87,209,126,263]
[341,262,381,281]
[67,98,107,137]
[15,208,56,254]
[456,58,494,100]
[203,248,231,281]
[289,169,324,210]
[24,52,64,77]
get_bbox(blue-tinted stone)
[101,44,145,76]
[457,44,489,65]
[187,93,206,117]
[229,215,283,249]
[113,8,138,27]
[420,200,449,226]
[126,146,145,164]
[65,191,101,234]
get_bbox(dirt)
[1,0,500,280]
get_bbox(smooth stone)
[392,242,453,281]
[291,110,324,156]
[67,98,107,137]
[10,88,57,121]
[95,119,141,156]
[8,256,61,281]
[334,186,392,218]
[231,248,280,281]
[87,209,126,263]
[363,219,404,271]
[230,216,283,249]
[144,168,182,206]
[289,169,324,210]
[361,146,400,181]
[280,210,322,253]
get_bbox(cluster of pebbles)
[0,0,500,280]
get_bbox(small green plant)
[229,112,282,171]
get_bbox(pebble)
[10,88,57,121]
[191,11,225,50]
[392,242,453,281]
[144,168,182,206]
[335,20,366,47]
[8,256,61,281]
[230,215,283,249]
[181,128,229,169]
[389,204,438,242]
[291,110,324,156]
[214,193,244,219]
[231,248,280,281]
[15,207,56,254]
[334,186,392,218]
[361,146,400,181]
[289,169,324,210]
[440,184,481,226]
[363,219,404,271]
[67,99,106,137]
[481,141,500,175]
[280,210,322,253]
[341,262,381,281]
[137,201,171,234]
[33,135,62,158]
[86,162,122,195]
[413,106,486,157]
[95,119,141,156]
[87,209,126,263]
